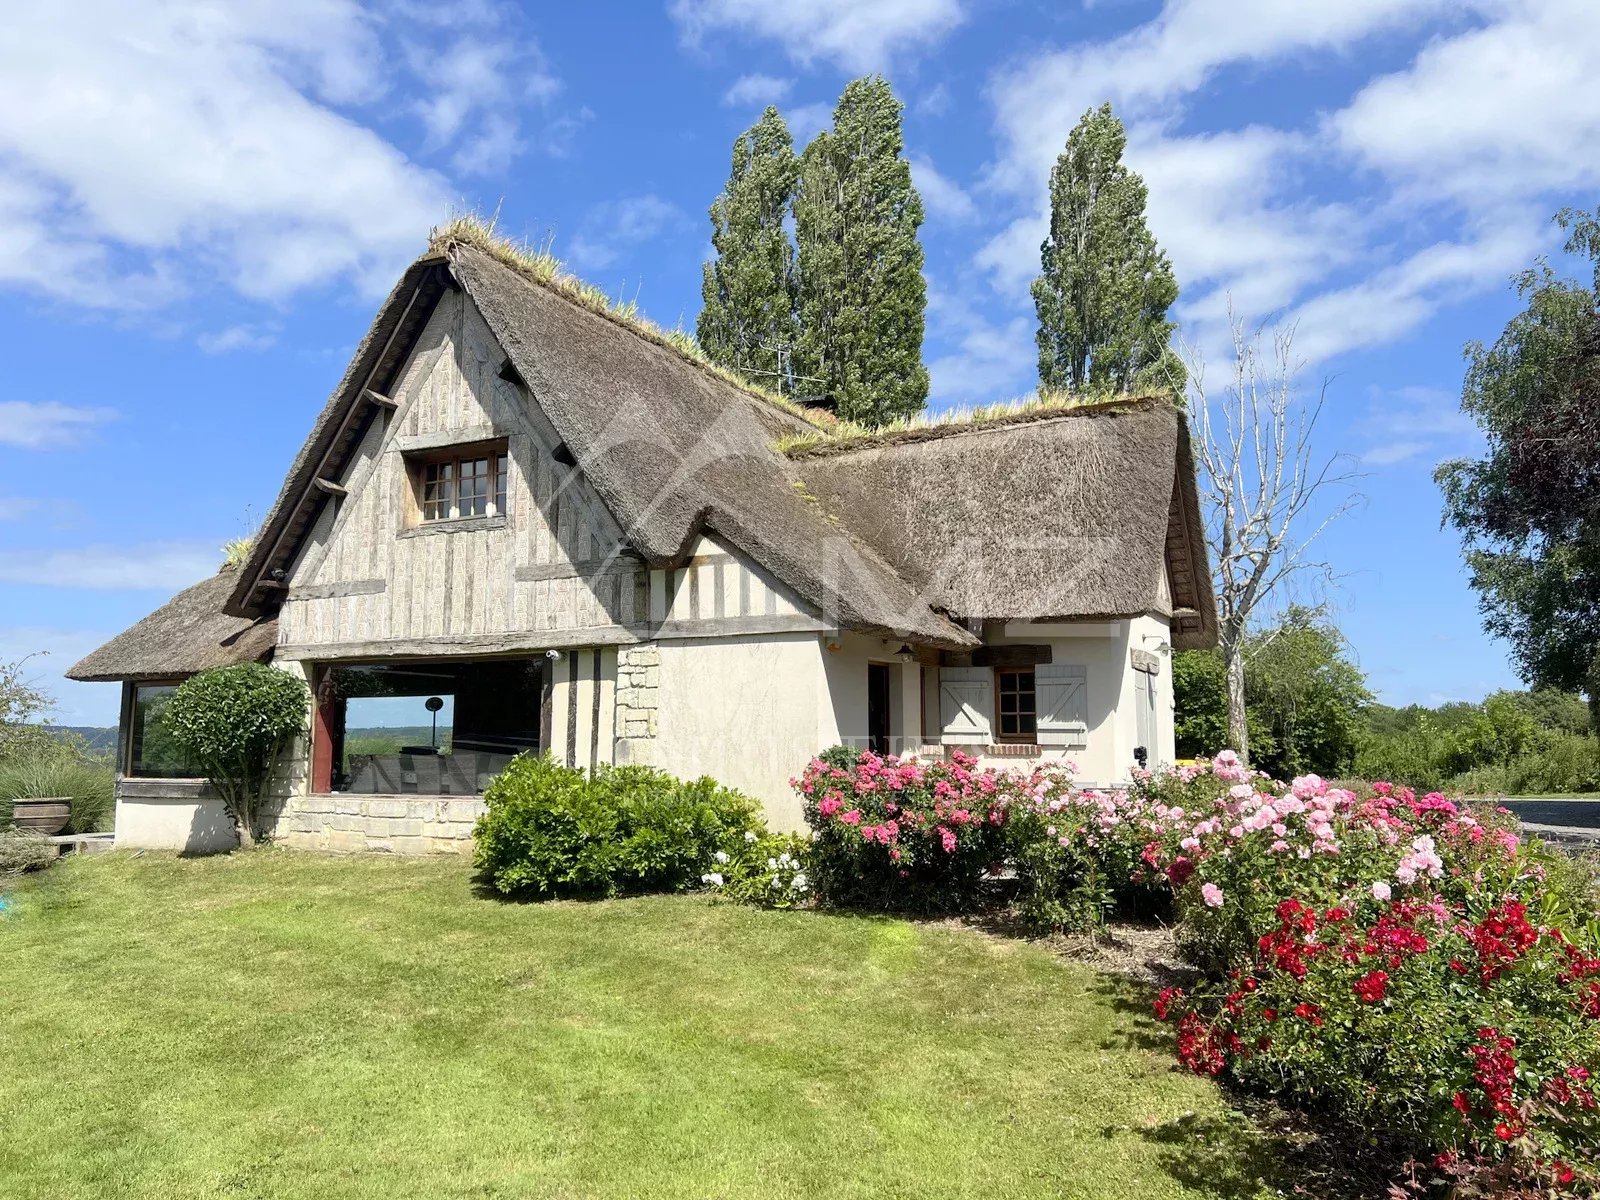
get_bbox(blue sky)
[1,0,1597,726]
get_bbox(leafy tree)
[1173,608,1370,778]
[165,663,308,848]
[1437,207,1600,728]
[1032,103,1182,394]
[1245,609,1372,779]
[794,76,928,426]
[697,107,799,388]
[1173,650,1272,762]
[0,655,55,764]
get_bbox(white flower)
[701,872,724,886]
[713,850,729,864]
[744,831,758,843]
[777,853,792,868]
[792,873,808,891]
[770,876,782,888]
[767,857,778,869]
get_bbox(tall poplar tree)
[794,76,928,426]
[1032,103,1181,394]
[698,107,798,387]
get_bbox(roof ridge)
[781,394,1175,459]
[429,217,836,434]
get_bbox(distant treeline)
[1175,607,1599,796]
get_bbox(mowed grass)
[0,852,1262,1200]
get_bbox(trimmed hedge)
[473,755,760,899]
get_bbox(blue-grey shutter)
[1036,664,1088,748]
[938,667,992,745]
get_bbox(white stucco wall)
[650,631,833,830]
[113,783,238,853]
[946,615,1176,787]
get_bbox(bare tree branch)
[1179,302,1363,762]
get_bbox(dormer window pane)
[412,445,508,524]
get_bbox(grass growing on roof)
[429,213,837,432]
[776,391,1178,457]
[0,850,1279,1200]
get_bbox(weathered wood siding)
[276,291,818,658]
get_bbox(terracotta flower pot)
[9,798,71,837]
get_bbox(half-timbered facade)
[70,230,1216,854]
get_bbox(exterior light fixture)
[893,644,916,663]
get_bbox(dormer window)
[412,444,508,524]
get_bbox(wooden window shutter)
[1036,664,1088,748]
[938,667,992,745]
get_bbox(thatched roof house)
[71,223,1216,854]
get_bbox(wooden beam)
[312,477,348,497]
[970,644,1053,667]
[363,388,398,410]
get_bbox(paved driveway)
[1498,799,1600,830]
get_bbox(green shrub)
[1452,733,1600,796]
[473,755,760,899]
[164,663,308,847]
[0,756,114,834]
[703,831,812,908]
[0,828,57,874]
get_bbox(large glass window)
[319,659,542,794]
[128,684,204,778]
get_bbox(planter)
[10,798,71,836]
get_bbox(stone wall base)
[271,794,484,855]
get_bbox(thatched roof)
[793,398,1218,649]
[67,569,278,682]
[227,239,976,648]
[192,224,1215,655]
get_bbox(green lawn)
[0,852,1271,1200]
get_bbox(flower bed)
[1136,755,1600,1190]
[716,745,1600,1189]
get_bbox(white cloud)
[0,401,117,449]
[723,74,792,107]
[0,541,221,590]
[0,497,40,521]
[782,103,835,144]
[566,195,689,272]
[1285,220,1546,363]
[1329,0,1600,204]
[0,2,561,309]
[977,0,1589,370]
[925,286,1036,407]
[404,13,565,175]
[670,0,965,72]
[197,324,279,354]
[1351,385,1479,467]
[984,0,1462,197]
[910,156,977,224]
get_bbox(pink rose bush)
[795,747,1024,911]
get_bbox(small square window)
[413,446,508,523]
[995,667,1037,741]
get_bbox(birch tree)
[1186,313,1360,763]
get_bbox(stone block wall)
[270,793,484,855]
[613,641,660,765]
